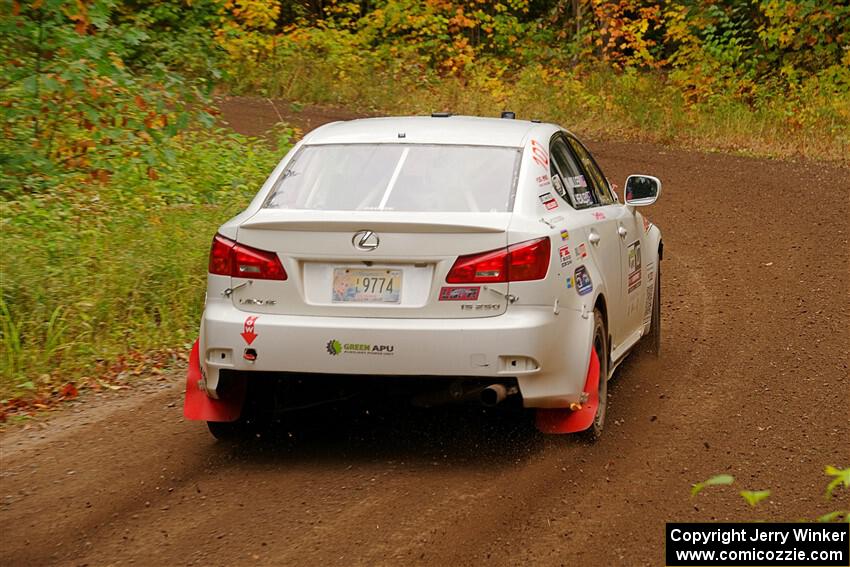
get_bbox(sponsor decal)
[238,298,276,306]
[574,266,593,296]
[566,275,574,289]
[326,339,395,356]
[536,174,551,187]
[549,215,565,224]
[642,215,652,233]
[644,264,655,325]
[558,245,572,268]
[551,174,566,199]
[627,292,641,317]
[539,192,558,210]
[560,229,569,241]
[592,210,607,220]
[574,191,593,206]
[439,286,480,301]
[241,316,258,345]
[627,241,642,293]
[326,339,342,355]
[578,242,588,259]
[460,304,501,311]
[531,139,549,168]
[566,175,587,188]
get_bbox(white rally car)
[183,114,663,440]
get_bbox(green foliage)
[825,465,850,499]
[691,473,735,497]
[692,468,850,522]
[0,128,291,399]
[0,0,213,194]
[740,490,771,507]
[112,0,224,78]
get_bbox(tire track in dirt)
[1,100,847,567]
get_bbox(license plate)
[332,268,402,303]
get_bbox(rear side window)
[549,138,595,209]
[566,137,614,205]
[264,144,521,213]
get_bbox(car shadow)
[212,398,554,470]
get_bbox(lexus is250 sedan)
[183,113,663,440]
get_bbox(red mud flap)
[535,349,600,434]
[183,340,246,422]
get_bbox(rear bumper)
[199,300,594,408]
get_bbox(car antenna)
[431,111,452,118]
[501,111,516,119]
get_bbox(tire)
[205,373,274,441]
[207,419,246,441]
[582,308,609,441]
[644,262,661,357]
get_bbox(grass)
[0,127,291,401]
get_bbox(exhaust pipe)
[480,384,518,407]
[412,381,484,408]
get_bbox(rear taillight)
[208,234,287,280]
[209,234,235,276]
[506,237,551,281]
[446,237,550,284]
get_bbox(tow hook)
[223,281,251,297]
[483,286,518,304]
[243,348,257,362]
[569,391,590,411]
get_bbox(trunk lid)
[230,210,511,318]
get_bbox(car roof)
[301,115,558,147]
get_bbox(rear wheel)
[582,308,609,441]
[206,373,268,441]
[207,419,246,441]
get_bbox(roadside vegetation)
[692,466,850,522]
[1,0,848,413]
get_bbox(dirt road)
[2,99,848,567]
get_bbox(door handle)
[588,231,601,245]
[618,226,628,239]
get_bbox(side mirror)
[624,175,661,206]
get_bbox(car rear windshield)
[264,144,521,212]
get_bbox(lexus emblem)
[352,230,379,251]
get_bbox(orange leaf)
[90,169,110,183]
[147,167,159,180]
[59,383,79,399]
